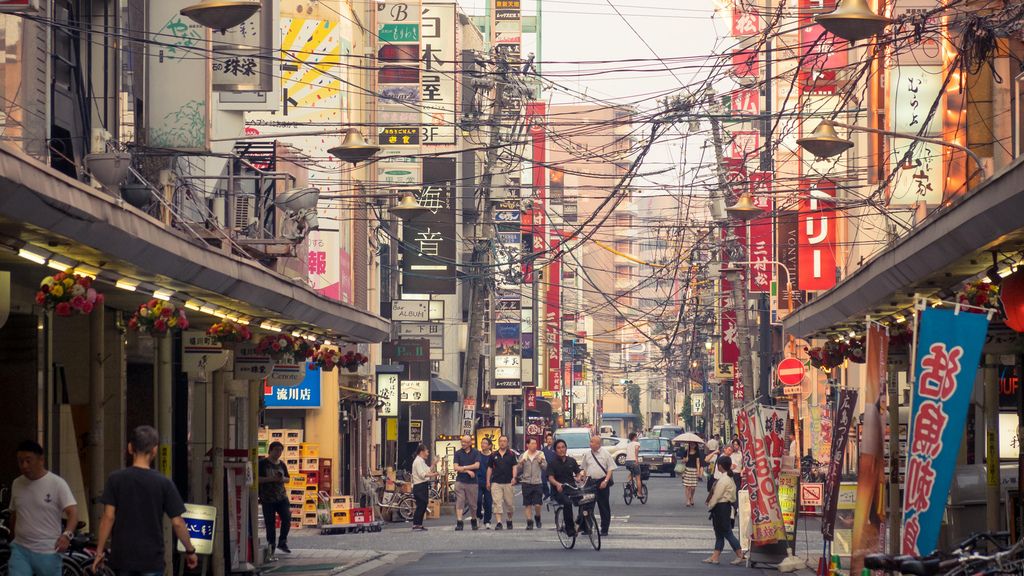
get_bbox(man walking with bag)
[580,435,616,536]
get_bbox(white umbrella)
[672,432,705,444]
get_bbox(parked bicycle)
[361,476,415,522]
[622,468,648,506]
[0,501,111,576]
[865,531,1016,576]
[553,481,601,551]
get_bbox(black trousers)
[262,499,291,548]
[412,481,430,526]
[552,489,576,534]
[589,478,612,533]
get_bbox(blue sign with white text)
[264,369,321,409]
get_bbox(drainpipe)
[212,366,229,576]
[88,306,105,532]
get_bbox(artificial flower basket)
[256,333,316,363]
[339,351,369,373]
[35,272,104,316]
[1001,269,1024,333]
[957,281,1000,313]
[206,321,252,347]
[844,336,866,364]
[309,348,340,372]
[806,341,846,372]
[128,300,189,336]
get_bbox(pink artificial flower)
[81,301,94,314]
[154,318,167,332]
[71,295,86,310]
[55,302,72,317]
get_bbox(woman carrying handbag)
[703,457,745,565]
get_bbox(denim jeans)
[262,499,291,548]
[9,543,61,576]
[476,482,493,524]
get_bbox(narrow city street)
[276,475,823,575]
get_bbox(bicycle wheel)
[623,482,633,505]
[555,507,575,550]
[638,483,648,504]
[61,556,85,576]
[398,497,416,522]
[585,509,601,551]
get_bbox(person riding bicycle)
[547,439,584,537]
[624,432,643,499]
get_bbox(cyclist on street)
[579,435,615,536]
[547,439,583,537]
[624,432,643,500]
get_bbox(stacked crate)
[330,496,353,525]
[298,442,320,526]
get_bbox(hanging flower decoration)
[844,336,866,364]
[35,273,104,316]
[128,300,189,335]
[309,348,341,371]
[206,321,252,345]
[957,281,1000,312]
[806,341,847,372]
[256,333,316,362]
[888,322,914,350]
[339,351,369,373]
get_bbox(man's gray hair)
[130,425,160,454]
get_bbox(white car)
[601,436,630,466]
[554,427,596,460]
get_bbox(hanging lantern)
[1000,268,1024,332]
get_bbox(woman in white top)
[704,456,745,565]
[411,444,438,530]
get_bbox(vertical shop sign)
[420,4,457,144]
[402,157,457,293]
[798,180,836,291]
[852,323,889,575]
[737,404,784,544]
[546,238,562,393]
[748,172,773,293]
[822,389,858,540]
[902,308,990,555]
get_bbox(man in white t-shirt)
[10,440,78,576]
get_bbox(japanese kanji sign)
[736,403,785,545]
[264,369,321,409]
[822,389,858,540]
[177,504,216,555]
[798,179,837,291]
[748,172,773,293]
[902,307,989,556]
[401,157,457,294]
[420,4,457,144]
[377,373,399,418]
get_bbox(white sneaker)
[485,522,491,530]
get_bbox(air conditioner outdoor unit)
[234,193,257,229]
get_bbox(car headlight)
[663,457,672,463]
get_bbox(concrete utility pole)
[708,103,756,409]
[463,52,515,401]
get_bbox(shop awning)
[430,376,461,402]
[0,143,389,342]
[783,156,1024,338]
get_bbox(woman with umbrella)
[673,432,704,507]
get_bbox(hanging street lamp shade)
[725,192,764,221]
[390,192,429,220]
[328,129,381,165]
[180,0,261,30]
[1000,268,1024,332]
[797,120,855,159]
[814,0,893,42]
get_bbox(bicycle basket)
[567,484,597,506]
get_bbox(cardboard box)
[287,476,306,489]
[426,500,441,519]
[300,458,319,472]
[288,489,306,503]
[331,510,351,525]
[300,443,319,458]
[330,496,354,510]
[290,520,302,529]
[304,471,319,486]
[351,507,373,523]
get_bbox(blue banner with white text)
[901,307,989,555]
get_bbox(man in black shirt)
[487,435,518,530]
[258,441,291,557]
[93,425,198,576]
[547,439,583,537]
[452,435,480,531]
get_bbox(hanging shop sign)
[264,370,320,409]
[377,373,399,417]
[822,389,858,540]
[902,307,990,556]
[210,0,274,93]
[401,380,429,402]
[736,403,784,545]
[234,343,275,378]
[748,174,773,293]
[402,158,457,294]
[797,179,836,291]
[177,503,216,555]
[420,3,457,144]
[691,392,706,414]
[268,361,306,387]
[182,331,229,380]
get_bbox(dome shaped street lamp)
[390,191,429,220]
[180,0,261,30]
[815,0,892,42]
[796,120,855,159]
[725,192,765,221]
[328,129,381,165]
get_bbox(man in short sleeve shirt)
[9,440,78,576]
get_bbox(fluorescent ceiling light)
[184,300,203,311]
[152,288,174,301]
[213,309,228,319]
[199,306,217,315]
[261,321,281,332]
[237,318,250,326]
[17,248,48,265]
[73,265,100,279]
[115,278,139,292]
[291,331,303,337]
[46,258,73,272]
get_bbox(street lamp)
[180,0,261,30]
[725,192,765,221]
[797,119,987,180]
[390,191,429,220]
[815,0,892,42]
[327,128,381,165]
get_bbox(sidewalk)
[261,548,409,576]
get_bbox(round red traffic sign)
[777,358,806,386]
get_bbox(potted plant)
[339,350,369,373]
[35,272,104,316]
[256,334,316,363]
[128,300,189,336]
[309,348,340,371]
[206,321,252,346]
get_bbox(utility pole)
[463,52,514,402]
[708,101,756,410]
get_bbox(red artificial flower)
[35,292,46,305]
[81,301,94,314]
[128,318,138,330]
[154,318,167,332]
[40,284,50,294]
[55,302,72,317]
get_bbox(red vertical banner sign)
[798,0,846,93]
[748,172,773,293]
[798,179,837,291]
[524,102,547,283]
[546,237,561,393]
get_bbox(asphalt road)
[287,473,826,575]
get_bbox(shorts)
[455,481,479,518]
[9,542,62,576]
[491,482,515,516]
[626,461,640,475]
[521,483,543,506]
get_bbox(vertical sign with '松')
[821,389,858,540]
[902,307,989,556]
[798,180,836,291]
[748,172,773,293]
